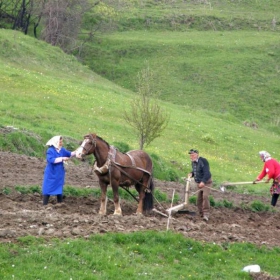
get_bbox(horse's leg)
[99,181,108,215]
[135,182,145,215]
[111,179,122,215]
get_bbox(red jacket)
[257,158,280,181]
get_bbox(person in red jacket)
[253,151,280,207]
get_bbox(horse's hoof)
[113,211,122,216]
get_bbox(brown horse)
[76,133,154,215]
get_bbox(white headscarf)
[46,135,61,149]
[259,151,271,162]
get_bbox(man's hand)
[198,182,205,188]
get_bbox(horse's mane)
[96,135,110,149]
[84,133,110,149]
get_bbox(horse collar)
[93,146,116,174]
[93,158,110,174]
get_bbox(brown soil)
[0,151,279,279]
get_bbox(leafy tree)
[124,64,169,150]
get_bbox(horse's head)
[76,134,96,159]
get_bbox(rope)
[152,193,167,212]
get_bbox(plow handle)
[184,176,191,204]
[221,181,265,186]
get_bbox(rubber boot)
[43,195,50,205]
[271,194,279,206]
[57,194,63,203]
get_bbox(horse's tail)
[143,176,154,212]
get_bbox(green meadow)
[1,28,280,185]
[0,0,280,278]
[1,232,280,280]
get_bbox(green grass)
[81,30,280,130]
[0,231,279,279]
[1,28,280,190]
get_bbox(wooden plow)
[165,176,196,216]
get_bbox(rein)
[113,161,152,176]
[82,135,153,196]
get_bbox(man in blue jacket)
[188,149,212,221]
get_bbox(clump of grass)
[190,195,234,209]
[250,200,270,212]
[189,195,196,204]
[209,195,215,206]
[15,186,32,194]
[1,187,12,195]
[201,133,215,144]
[222,199,233,208]
[29,185,41,193]
[215,199,234,208]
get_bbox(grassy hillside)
[80,0,280,134]
[1,28,280,188]
[82,31,280,126]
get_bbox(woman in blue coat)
[42,135,76,205]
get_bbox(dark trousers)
[271,194,279,207]
[43,194,63,205]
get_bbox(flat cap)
[188,149,199,154]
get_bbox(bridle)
[80,136,96,155]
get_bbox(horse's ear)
[89,133,96,145]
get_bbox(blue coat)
[42,146,71,195]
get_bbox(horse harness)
[91,145,152,201]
